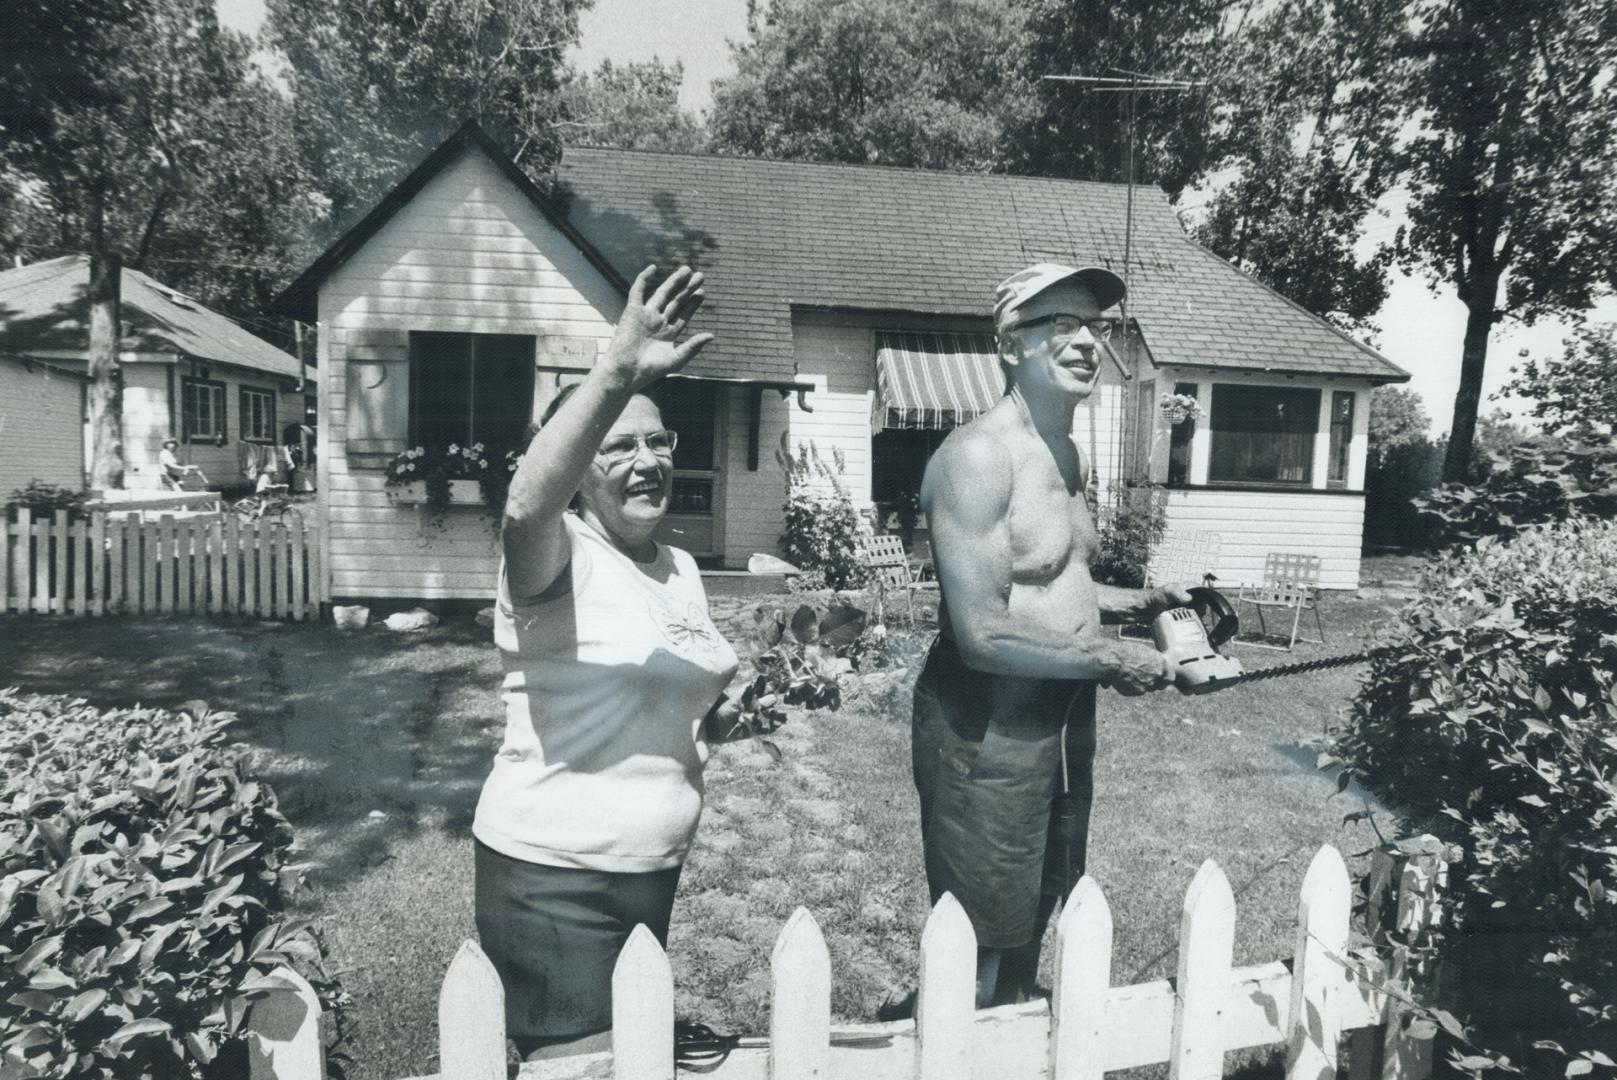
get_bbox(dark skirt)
[910,635,1097,948]
[473,839,683,1041]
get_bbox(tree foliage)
[1191,0,1404,333]
[1496,323,1617,442]
[1368,386,1433,462]
[708,0,1031,171]
[1396,0,1617,481]
[1008,0,1229,191]
[264,0,592,226]
[562,59,708,154]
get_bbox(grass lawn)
[0,563,1417,1079]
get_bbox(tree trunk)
[1441,273,1500,484]
[87,249,125,492]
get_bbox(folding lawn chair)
[1235,552,1327,651]
[857,533,926,626]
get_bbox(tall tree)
[264,0,592,228]
[1397,0,1617,482]
[708,0,1032,171]
[1,0,302,487]
[1192,0,1404,334]
[561,60,708,154]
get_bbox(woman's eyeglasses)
[1011,314,1113,344]
[596,429,679,464]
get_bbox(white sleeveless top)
[473,513,739,872]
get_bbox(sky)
[217,0,1614,436]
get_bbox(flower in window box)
[1159,392,1203,426]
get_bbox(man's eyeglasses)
[596,429,679,464]
[1011,314,1113,344]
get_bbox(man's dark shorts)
[911,635,1097,949]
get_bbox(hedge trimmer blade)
[1232,646,1398,684]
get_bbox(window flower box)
[387,479,483,506]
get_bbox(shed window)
[240,386,277,443]
[1208,385,1321,486]
[1327,390,1355,488]
[182,378,227,443]
[409,332,535,451]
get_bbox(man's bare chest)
[1004,456,1100,585]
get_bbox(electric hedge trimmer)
[1155,587,1396,695]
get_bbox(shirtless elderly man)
[911,262,1190,1009]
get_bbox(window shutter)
[344,331,410,468]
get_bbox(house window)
[1208,385,1321,486]
[182,378,227,443]
[409,332,535,452]
[240,386,277,443]
[1167,381,1198,487]
[649,378,720,515]
[1328,390,1355,488]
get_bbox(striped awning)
[873,331,1004,432]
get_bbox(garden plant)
[0,692,349,1079]
[1333,519,1617,1076]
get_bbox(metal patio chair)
[856,532,927,625]
[1235,552,1327,651]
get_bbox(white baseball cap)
[993,263,1126,331]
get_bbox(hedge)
[1335,519,1617,1067]
[0,691,348,1079]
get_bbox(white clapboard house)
[274,122,1408,603]
[0,255,312,493]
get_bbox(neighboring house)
[275,122,1407,602]
[0,351,86,497]
[0,255,313,492]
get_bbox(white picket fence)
[244,846,1440,1080]
[1,508,327,620]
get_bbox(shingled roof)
[556,146,1406,385]
[0,255,302,379]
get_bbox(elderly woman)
[472,265,740,1057]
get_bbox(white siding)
[787,321,880,503]
[721,387,792,567]
[319,146,622,599]
[1160,488,1366,591]
[0,359,82,494]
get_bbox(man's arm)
[923,437,1172,690]
[1096,583,1195,626]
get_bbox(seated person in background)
[158,438,198,488]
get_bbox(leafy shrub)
[725,602,868,759]
[1416,439,1617,547]
[1333,520,1617,1065]
[1091,483,1167,588]
[6,481,90,521]
[776,438,869,591]
[0,692,349,1079]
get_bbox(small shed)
[0,255,312,492]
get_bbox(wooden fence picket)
[255,518,269,618]
[162,515,178,615]
[245,966,325,1080]
[612,924,674,1080]
[108,514,125,614]
[1170,860,1236,1080]
[1287,846,1352,1080]
[289,520,306,621]
[72,516,89,616]
[141,519,156,615]
[2,513,14,616]
[89,514,105,615]
[51,510,68,614]
[916,892,976,1080]
[30,510,46,612]
[225,514,240,614]
[772,906,831,1080]
[1051,876,1112,1080]
[437,940,506,1080]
